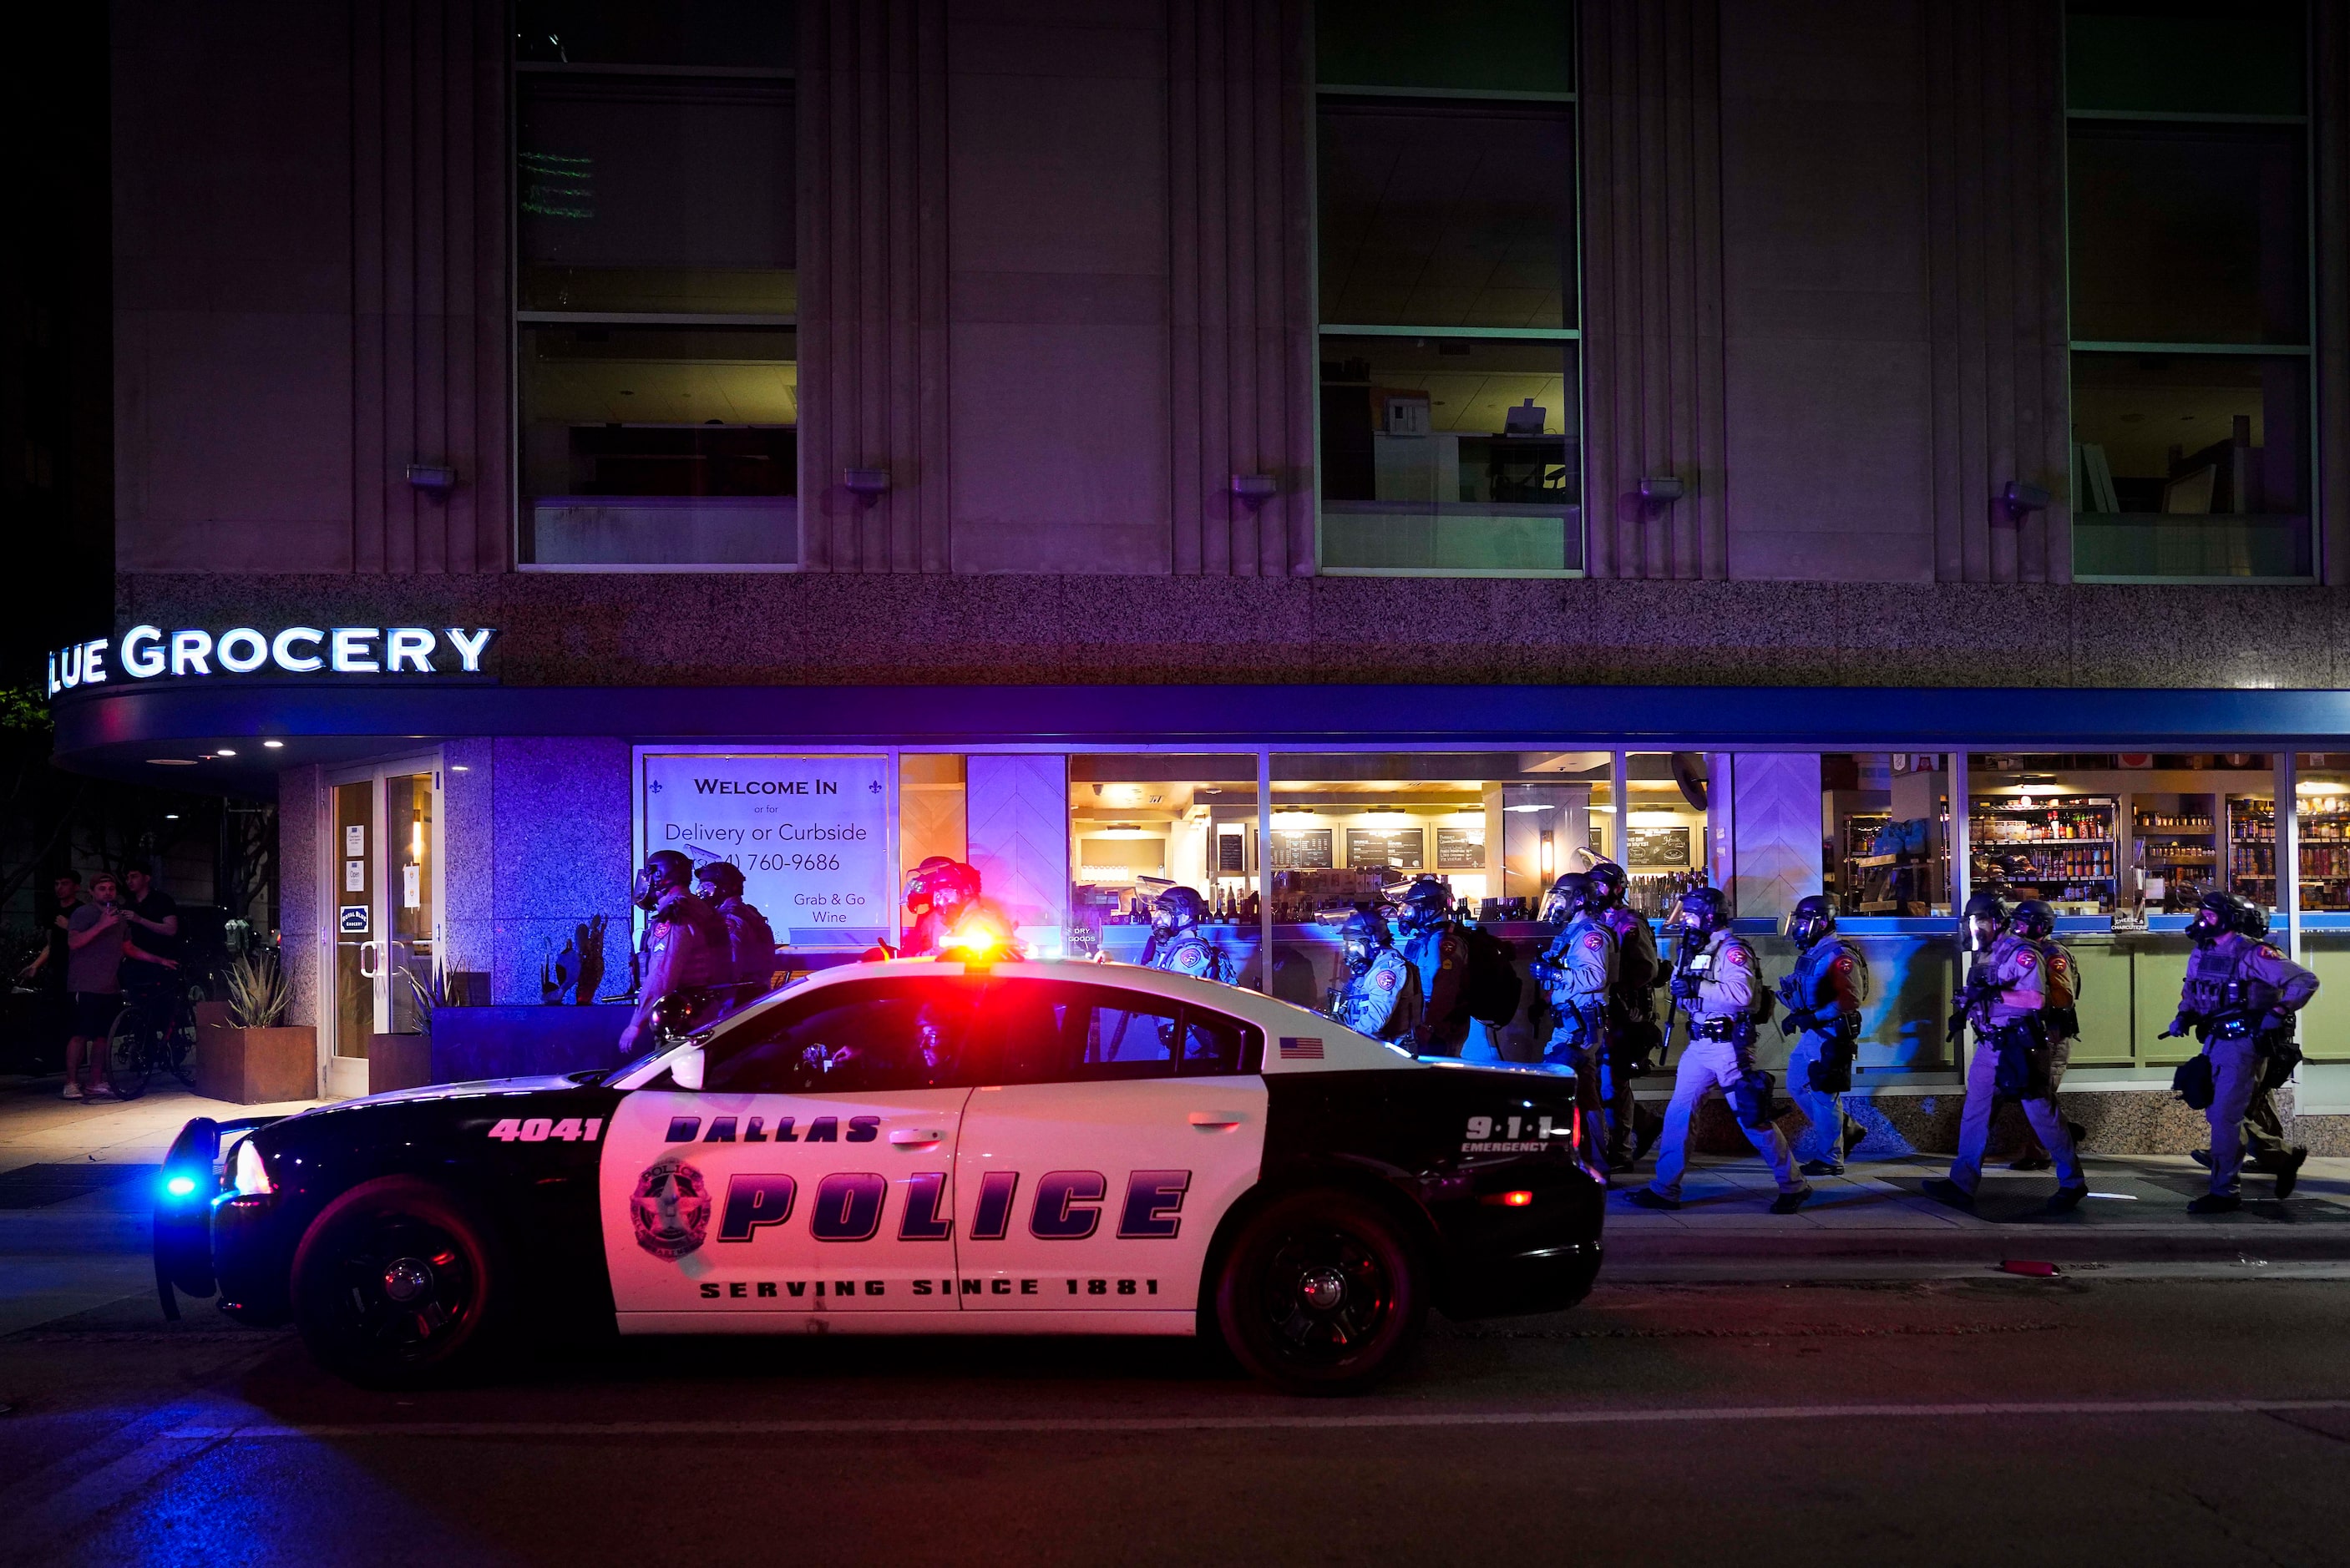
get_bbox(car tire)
[291,1176,506,1389]
[1213,1189,1426,1395]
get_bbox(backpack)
[1456,924,1523,1027]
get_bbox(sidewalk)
[1602,1150,2350,1280]
[0,1075,328,1337]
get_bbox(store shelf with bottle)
[1969,793,2117,912]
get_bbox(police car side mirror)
[668,1046,705,1093]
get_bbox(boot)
[2187,1191,2241,1215]
[2276,1146,2308,1201]
[1922,1178,1975,1213]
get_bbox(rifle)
[1946,970,1997,1046]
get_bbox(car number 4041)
[487,1117,604,1143]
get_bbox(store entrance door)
[323,757,443,1098]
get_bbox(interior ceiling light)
[2296,780,2341,796]
[262,739,285,749]
[147,758,199,766]
[215,746,237,756]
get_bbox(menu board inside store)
[1346,827,1424,870]
[1270,827,1335,869]
[1436,827,1485,870]
[1628,826,1692,870]
[1217,832,1247,873]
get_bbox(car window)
[1177,1007,1261,1076]
[701,979,981,1095]
[971,980,1183,1084]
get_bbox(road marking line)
[162,1398,2350,1441]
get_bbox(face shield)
[631,862,668,912]
[1664,899,1708,939]
[1537,888,1571,926]
[1782,909,1827,948]
[1963,913,2003,953]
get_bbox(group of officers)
[621,842,2321,1216]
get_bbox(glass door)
[323,758,443,1095]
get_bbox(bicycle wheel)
[105,1006,153,1100]
[165,993,200,1087]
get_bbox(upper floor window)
[2066,2,2313,580]
[514,2,797,569]
[1314,3,1582,576]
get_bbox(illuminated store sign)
[47,626,497,695]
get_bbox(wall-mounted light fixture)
[843,468,890,504]
[1999,480,2050,521]
[1230,473,1277,507]
[1638,474,1684,504]
[405,463,457,493]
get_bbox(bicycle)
[105,974,200,1100]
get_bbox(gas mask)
[1963,913,2004,953]
[2186,905,2227,948]
[633,854,690,913]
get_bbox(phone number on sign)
[732,853,844,873]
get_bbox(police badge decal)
[631,1158,712,1260]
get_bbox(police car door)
[601,976,980,1322]
[954,979,1265,1317]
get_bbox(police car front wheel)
[1213,1191,1426,1394]
[291,1177,506,1388]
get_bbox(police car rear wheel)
[291,1177,504,1388]
[1214,1191,1425,1394]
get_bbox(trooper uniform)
[1144,887,1230,982]
[620,852,732,1054]
[2190,900,2306,1187]
[2007,900,2088,1173]
[1932,895,2085,1211]
[1533,874,1618,1170]
[1398,878,1477,1058]
[1589,860,1665,1167]
[2170,894,2317,1209]
[1329,910,1420,1042]
[1633,891,1809,1212]
[695,863,778,998]
[1776,896,1868,1175]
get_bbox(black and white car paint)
[156,959,1604,1391]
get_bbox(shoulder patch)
[1832,954,1853,970]
[1724,946,1748,967]
[1373,968,1398,991]
[1583,933,1608,951]
[2016,951,2036,969]
[2261,944,2285,961]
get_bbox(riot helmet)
[902,855,961,918]
[2010,898,2057,940]
[632,850,695,912]
[1397,876,1453,936]
[1539,872,1598,927]
[695,861,747,901]
[2231,898,2272,939]
[1783,893,1837,949]
[2188,888,2251,948]
[1152,885,1207,935]
[1664,884,1731,940]
[1961,892,2008,953]
[1586,860,1628,908]
[1339,909,1390,975]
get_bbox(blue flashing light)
[164,1174,199,1199]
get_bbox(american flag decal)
[1279,1036,1324,1060]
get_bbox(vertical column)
[2279,748,2302,960]
[798,0,952,572]
[1949,751,1973,914]
[1167,0,1315,577]
[965,755,1071,956]
[1256,749,1275,991]
[1707,754,1736,892]
[1578,0,1730,579]
[2315,4,2349,584]
[1609,750,1629,865]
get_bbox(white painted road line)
[161,1398,2350,1441]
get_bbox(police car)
[153,957,1602,1393]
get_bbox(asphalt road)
[5,1275,2348,1568]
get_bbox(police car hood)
[319,1074,593,1113]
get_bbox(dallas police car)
[154,956,1602,1393]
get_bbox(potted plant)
[196,949,317,1105]
[368,964,448,1094]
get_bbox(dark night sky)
[2,5,114,691]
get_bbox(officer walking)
[1587,860,1665,1168]
[2005,898,2089,1172]
[1144,887,1231,982]
[1533,873,1618,1166]
[1629,887,1811,1214]
[2165,890,2317,1212]
[693,861,778,1000]
[2188,898,2308,1191]
[1926,894,2087,1214]
[1775,893,1870,1176]
[1397,876,1476,1057]
[1327,908,1420,1041]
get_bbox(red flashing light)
[1481,1190,1536,1208]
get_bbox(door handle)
[357,941,379,979]
[890,1129,946,1147]
[1188,1111,1245,1129]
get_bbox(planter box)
[195,1023,317,1105]
[429,1005,634,1085]
[368,1034,434,1095]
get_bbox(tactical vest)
[2182,936,2277,1019]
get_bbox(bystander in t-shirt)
[120,888,181,989]
[66,904,127,997]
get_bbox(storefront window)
[1068,756,1259,965]
[2064,2,2312,581]
[516,5,796,567]
[1314,8,1580,576]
